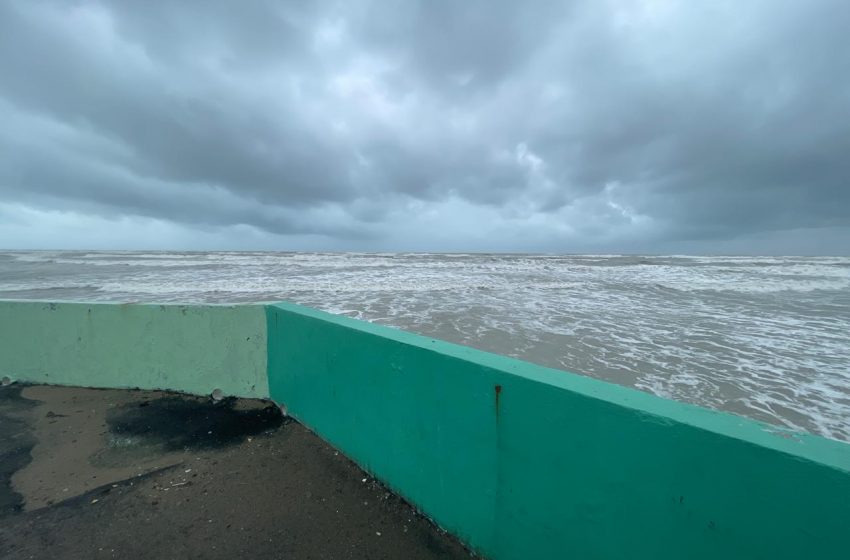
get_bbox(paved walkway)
[0,385,473,559]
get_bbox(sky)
[1,0,848,254]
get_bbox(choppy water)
[2,250,849,441]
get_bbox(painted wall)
[0,301,268,398]
[3,299,849,558]
[266,301,850,560]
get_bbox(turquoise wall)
[0,301,268,398]
[2,299,849,558]
[266,301,850,560]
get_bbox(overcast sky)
[1,0,848,254]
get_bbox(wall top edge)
[268,300,850,472]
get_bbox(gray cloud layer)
[1,0,848,253]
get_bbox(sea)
[1,250,848,442]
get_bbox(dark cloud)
[0,0,848,253]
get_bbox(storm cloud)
[1,0,848,253]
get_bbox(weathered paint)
[266,301,850,560]
[0,301,268,398]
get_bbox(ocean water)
[2,250,849,441]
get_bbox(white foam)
[2,251,849,441]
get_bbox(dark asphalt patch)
[106,395,285,452]
[0,385,37,517]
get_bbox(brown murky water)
[2,250,849,440]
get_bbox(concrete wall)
[0,301,268,398]
[3,299,850,558]
[266,301,850,560]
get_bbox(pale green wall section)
[266,301,850,560]
[0,301,268,398]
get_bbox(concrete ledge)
[0,301,268,399]
[267,301,850,560]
